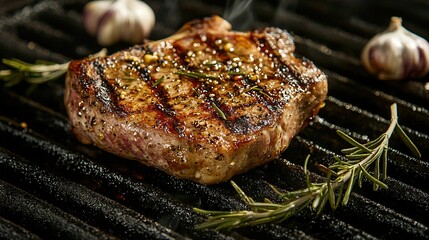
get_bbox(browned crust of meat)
[65,16,327,184]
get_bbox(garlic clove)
[124,0,155,42]
[96,11,120,46]
[361,17,429,80]
[132,5,155,42]
[83,0,155,46]
[83,1,113,36]
[123,7,144,44]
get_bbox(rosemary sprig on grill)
[194,103,420,231]
[0,59,69,86]
[0,49,107,87]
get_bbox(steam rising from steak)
[64,16,327,184]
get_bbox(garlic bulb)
[83,0,155,46]
[361,17,429,80]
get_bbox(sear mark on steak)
[65,15,328,184]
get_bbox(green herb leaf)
[211,102,227,120]
[193,103,420,231]
[359,164,388,190]
[337,130,371,153]
[395,123,421,158]
[0,49,107,86]
[152,76,165,87]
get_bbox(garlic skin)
[361,17,429,80]
[83,0,155,46]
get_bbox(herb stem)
[194,103,420,231]
[1,49,107,86]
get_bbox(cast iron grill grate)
[0,0,428,239]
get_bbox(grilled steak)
[65,15,328,184]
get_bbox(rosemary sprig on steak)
[194,103,421,231]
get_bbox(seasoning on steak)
[65,15,328,184]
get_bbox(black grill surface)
[1,0,428,239]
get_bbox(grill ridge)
[0,216,42,240]
[0,149,186,240]
[0,179,114,240]
[0,120,235,240]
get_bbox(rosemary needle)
[211,102,227,120]
[152,76,165,87]
[194,88,227,120]
[194,103,421,231]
